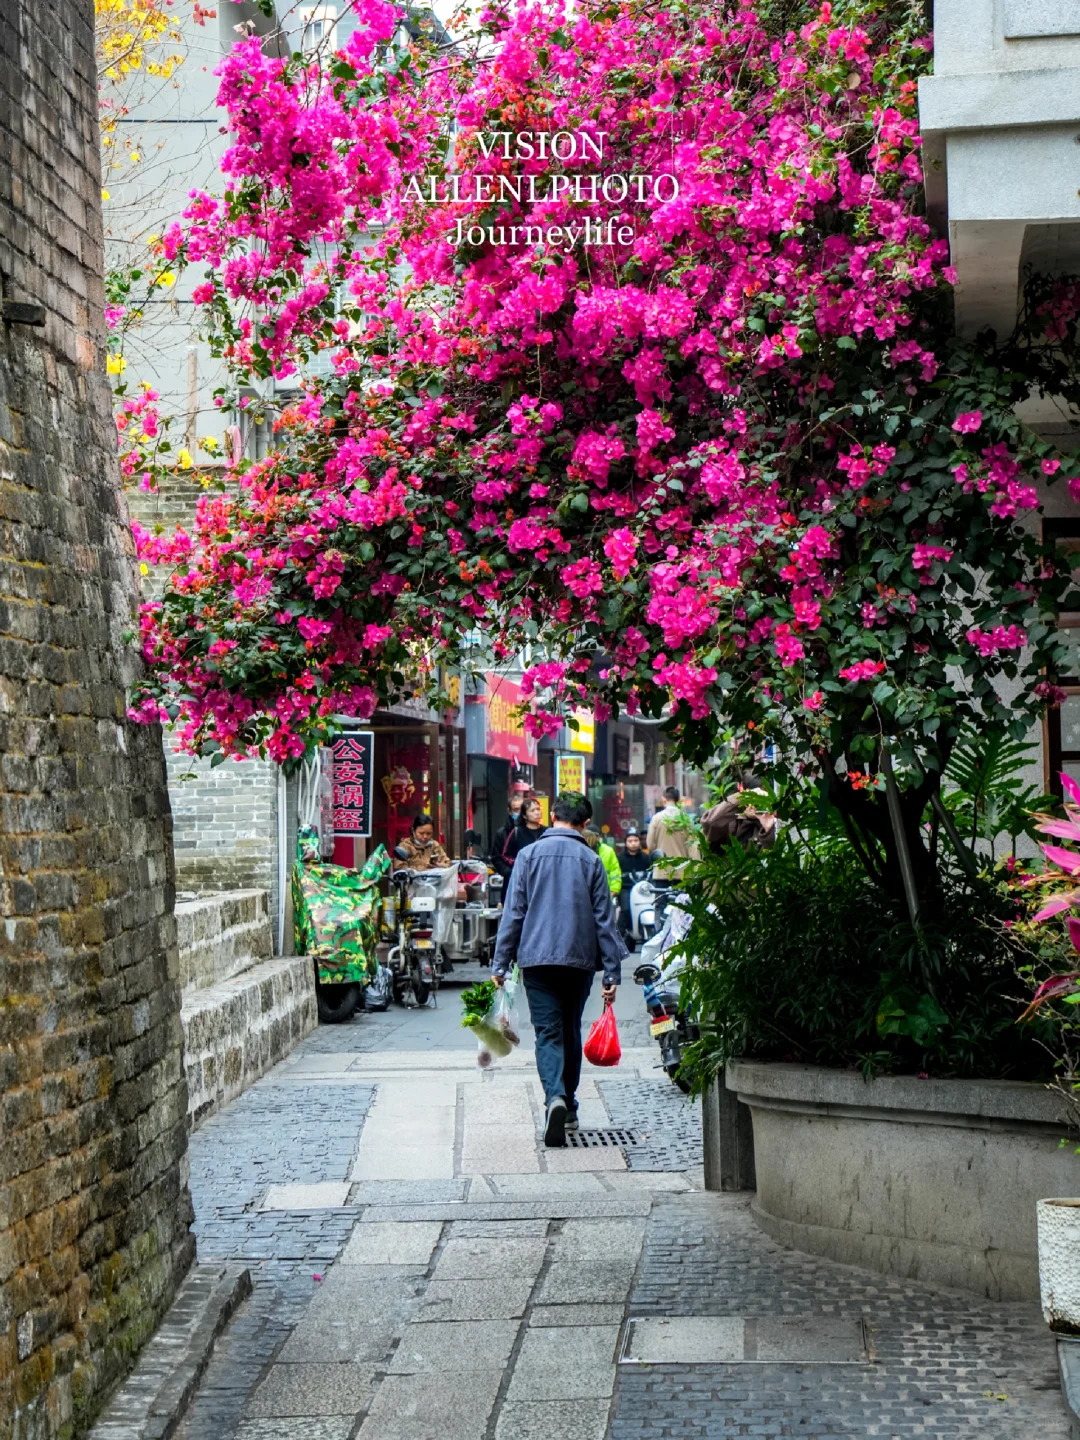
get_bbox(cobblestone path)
[174,984,1068,1440]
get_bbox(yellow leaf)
[177,448,193,470]
[157,271,176,288]
[101,188,111,201]
[139,562,149,575]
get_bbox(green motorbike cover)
[292,825,391,985]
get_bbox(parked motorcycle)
[384,858,458,1006]
[439,859,503,972]
[633,896,697,1091]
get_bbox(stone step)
[89,1264,250,1440]
[176,888,274,993]
[182,955,317,1127]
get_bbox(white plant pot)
[1037,1198,1080,1331]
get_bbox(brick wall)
[0,4,194,1437]
[130,478,281,917]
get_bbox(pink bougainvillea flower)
[838,660,887,682]
[952,411,983,434]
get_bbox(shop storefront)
[330,691,467,866]
[465,672,538,852]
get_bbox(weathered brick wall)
[0,4,194,1437]
[130,478,280,914]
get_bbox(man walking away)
[492,792,626,1147]
[491,788,526,882]
[646,786,700,878]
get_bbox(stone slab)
[245,1364,376,1418]
[261,1182,351,1210]
[506,1325,620,1401]
[530,1304,626,1328]
[388,1318,518,1373]
[434,1236,547,1282]
[601,1171,692,1192]
[537,1261,637,1306]
[495,1399,611,1440]
[235,1423,355,1440]
[340,1221,443,1266]
[278,1322,397,1366]
[349,1180,470,1206]
[623,1316,744,1364]
[356,1370,502,1440]
[487,1173,608,1199]
[417,1279,534,1321]
[359,1197,651,1223]
[545,1147,627,1172]
[550,1217,648,1262]
[448,1219,550,1239]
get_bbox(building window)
[301,4,338,51]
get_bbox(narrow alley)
[134,978,1073,1440]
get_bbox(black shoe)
[545,1097,567,1148]
[565,1105,579,1133]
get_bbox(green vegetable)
[461,979,496,1029]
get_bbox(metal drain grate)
[566,1127,644,1149]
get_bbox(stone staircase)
[177,890,316,1127]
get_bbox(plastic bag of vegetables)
[461,969,521,1067]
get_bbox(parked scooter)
[384,858,458,1006]
[292,825,391,1024]
[439,859,503,972]
[633,896,698,1091]
[626,862,674,948]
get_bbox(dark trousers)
[521,965,594,1108]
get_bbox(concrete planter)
[1039,1199,1080,1331]
[726,1060,1079,1302]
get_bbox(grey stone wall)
[130,479,280,916]
[0,4,193,1437]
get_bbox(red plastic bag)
[583,1000,622,1067]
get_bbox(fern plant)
[940,726,1048,862]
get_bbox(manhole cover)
[620,1315,869,1365]
[566,1127,644,1149]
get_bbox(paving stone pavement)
[174,978,1070,1440]
[610,1191,1069,1439]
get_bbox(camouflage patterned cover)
[292,825,391,986]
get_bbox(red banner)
[484,672,538,765]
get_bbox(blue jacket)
[492,827,626,985]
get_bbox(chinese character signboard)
[556,754,586,796]
[332,731,375,836]
[484,672,539,765]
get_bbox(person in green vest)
[584,822,622,904]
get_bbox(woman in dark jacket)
[502,796,547,870]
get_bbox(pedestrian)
[463,828,486,861]
[491,788,526,882]
[492,791,626,1147]
[502,795,547,870]
[585,822,622,904]
[618,829,651,936]
[699,772,777,854]
[646,786,700,879]
[392,813,452,870]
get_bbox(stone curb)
[89,1264,252,1440]
[1059,1337,1080,1440]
